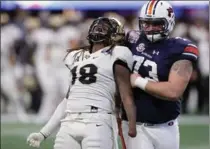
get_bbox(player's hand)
[128,123,137,137]
[130,73,141,87]
[27,132,45,148]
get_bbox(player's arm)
[38,50,75,137]
[144,60,192,101]
[38,52,74,136]
[40,98,67,137]
[131,45,198,101]
[39,71,73,138]
[27,51,74,147]
[114,61,136,137]
[27,98,67,147]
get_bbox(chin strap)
[152,34,155,43]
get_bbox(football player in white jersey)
[1,13,29,122]
[27,17,136,149]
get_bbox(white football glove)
[27,132,45,148]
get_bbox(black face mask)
[87,17,115,43]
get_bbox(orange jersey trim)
[184,46,199,56]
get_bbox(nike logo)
[96,124,102,127]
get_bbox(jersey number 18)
[71,64,98,85]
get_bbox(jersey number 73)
[133,55,159,82]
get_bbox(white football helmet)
[139,1,175,42]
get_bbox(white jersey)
[64,45,133,113]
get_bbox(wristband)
[134,77,148,91]
[39,131,47,139]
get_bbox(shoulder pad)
[171,37,199,63]
[112,46,134,70]
[172,37,197,49]
[64,49,83,68]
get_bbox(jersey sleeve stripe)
[187,43,197,48]
[182,53,198,59]
[184,46,199,56]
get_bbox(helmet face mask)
[87,17,114,44]
[87,17,125,45]
[139,17,168,35]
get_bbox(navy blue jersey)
[122,30,199,124]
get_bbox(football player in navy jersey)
[121,1,199,149]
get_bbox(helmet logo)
[167,7,173,17]
[136,43,145,52]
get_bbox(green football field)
[1,116,209,149]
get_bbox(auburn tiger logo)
[167,7,173,17]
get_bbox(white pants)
[122,119,180,149]
[54,113,118,149]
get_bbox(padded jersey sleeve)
[173,37,199,65]
[181,44,199,63]
[63,50,81,94]
[112,46,134,71]
[64,50,80,70]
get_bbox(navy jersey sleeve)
[125,30,141,49]
[172,37,199,65]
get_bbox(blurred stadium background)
[1,1,209,149]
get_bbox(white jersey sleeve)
[64,50,80,69]
[64,49,90,92]
[112,46,134,71]
[63,50,79,91]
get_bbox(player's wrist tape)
[39,132,47,139]
[134,77,148,91]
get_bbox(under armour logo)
[96,124,102,127]
[153,50,159,55]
